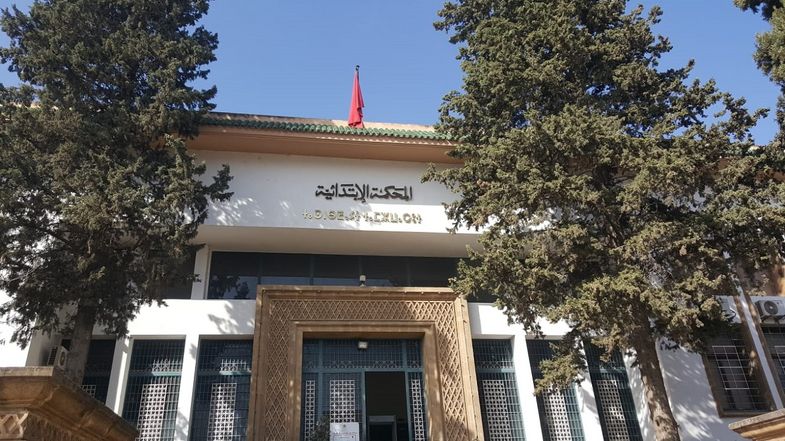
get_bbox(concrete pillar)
[512,335,544,441]
[577,347,605,441]
[191,246,211,300]
[174,333,200,441]
[107,336,132,415]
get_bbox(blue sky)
[0,1,779,142]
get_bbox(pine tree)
[737,0,785,144]
[429,1,785,440]
[0,0,232,383]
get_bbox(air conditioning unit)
[718,296,739,323]
[757,299,785,321]
[46,346,69,370]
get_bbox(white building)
[2,112,784,441]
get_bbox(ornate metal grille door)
[190,340,253,441]
[300,339,427,441]
[122,340,184,441]
[472,340,526,441]
[527,340,585,441]
[584,344,642,441]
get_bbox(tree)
[429,1,785,440]
[0,0,232,383]
[736,0,785,143]
[735,0,781,19]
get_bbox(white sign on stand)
[330,422,360,441]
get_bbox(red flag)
[348,66,364,128]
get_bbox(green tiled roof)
[201,115,450,141]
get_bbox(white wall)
[197,151,473,235]
[0,290,32,367]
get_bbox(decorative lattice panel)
[482,379,514,441]
[254,292,472,441]
[585,345,642,441]
[302,379,317,440]
[207,383,237,440]
[408,373,427,441]
[329,379,357,423]
[122,340,184,441]
[81,384,97,398]
[527,339,584,441]
[191,340,253,441]
[542,391,575,441]
[137,383,168,441]
[473,340,525,441]
[595,380,630,441]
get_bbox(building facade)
[2,112,785,441]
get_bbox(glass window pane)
[162,250,197,299]
[208,252,260,299]
[408,258,457,287]
[260,253,311,285]
[361,256,409,287]
[312,254,359,286]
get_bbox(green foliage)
[0,0,232,351]
[739,0,785,138]
[430,0,785,406]
[308,415,331,441]
[735,0,781,19]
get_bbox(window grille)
[82,384,97,398]
[191,340,253,441]
[527,340,584,441]
[584,344,642,441]
[706,330,768,412]
[408,372,427,441]
[472,340,526,441]
[122,340,184,441]
[82,339,115,404]
[62,338,115,404]
[763,326,785,393]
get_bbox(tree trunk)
[632,329,681,441]
[64,301,96,384]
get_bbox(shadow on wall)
[657,346,745,441]
[206,301,255,337]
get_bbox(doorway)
[365,372,408,441]
[300,339,427,441]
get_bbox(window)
[208,252,260,300]
[527,340,584,441]
[207,253,460,298]
[584,344,642,441]
[260,253,310,285]
[161,250,197,299]
[362,256,409,287]
[472,339,526,441]
[408,257,456,287]
[763,326,785,392]
[62,338,116,403]
[122,340,185,441]
[313,254,359,286]
[705,329,769,413]
[190,340,253,441]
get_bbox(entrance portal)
[300,339,427,441]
